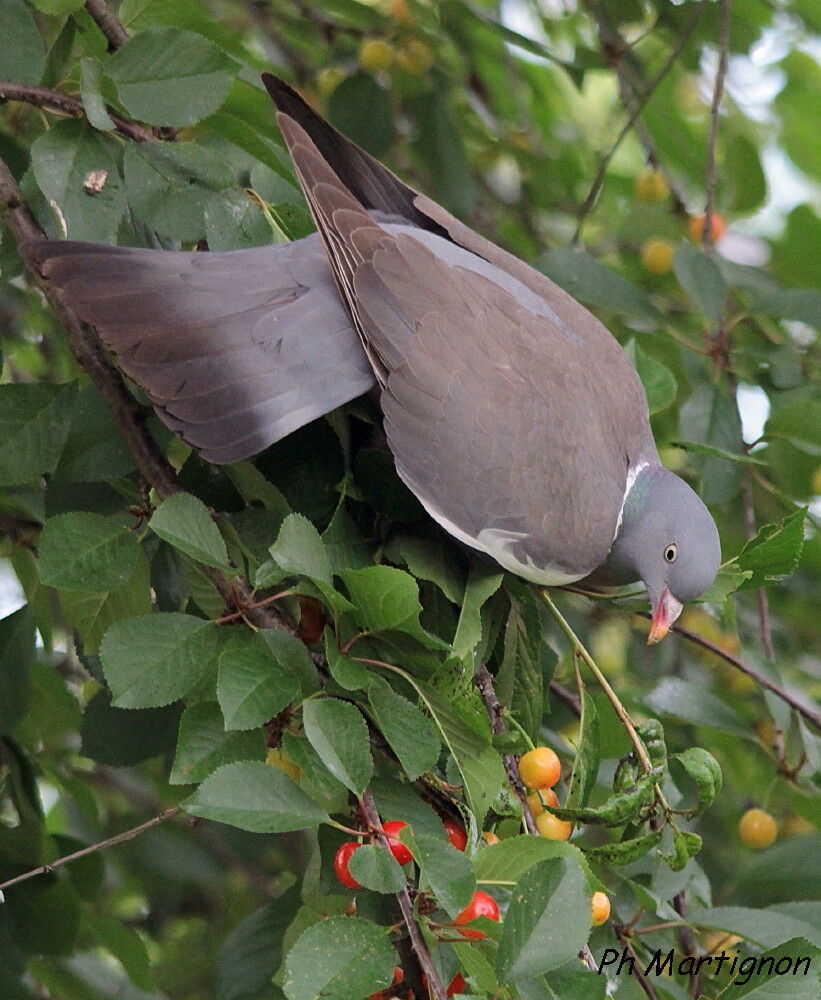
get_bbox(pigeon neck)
[594,462,658,585]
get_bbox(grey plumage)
[23,73,721,635]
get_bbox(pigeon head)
[605,465,721,643]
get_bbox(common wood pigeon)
[24,74,720,642]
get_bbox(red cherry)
[447,973,467,996]
[333,841,361,889]
[454,890,500,939]
[443,818,467,851]
[383,820,413,866]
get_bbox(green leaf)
[644,678,749,736]
[735,509,806,589]
[583,830,662,866]
[38,513,139,592]
[269,513,332,585]
[170,701,265,785]
[669,440,768,465]
[348,844,406,894]
[751,288,821,327]
[216,886,301,1000]
[81,689,181,767]
[386,535,464,603]
[496,857,590,982]
[416,682,505,824]
[473,835,597,889]
[409,830,475,916]
[659,829,702,872]
[260,629,320,699]
[536,249,662,324]
[340,565,444,646]
[698,564,752,603]
[766,399,821,455]
[302,698,373,795]
[218,632,299,731]
[674,242,727,321]
[52,385,136,482]
[59,548,152,655]
[624,339,677,415]
[78,56,114,132]
[0,383,76,485]
[0,606,35,734]
[83,910,153,992]
[100,613,219,708]
[282,916,395,1000]
[718,938,820,999]
[30,121,125,242]
[565,688,600,812]
[107,28,237,127]
[30,0,84,13]
[367,679,441,781]
[149,492,231,570]
[495,583,547,742]
[124,140,234,242]
[452,566,504,661]
[327,73,393,157]
[678,384,742,505]
[205,188,274,250]
[724,134,767,215]
[690,907,821,950]
[0,0,45,85]
[184,760,329,833]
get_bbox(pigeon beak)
[647,587,683,645]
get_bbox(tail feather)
[23,237,375,464]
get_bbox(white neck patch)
[613,460,650,542]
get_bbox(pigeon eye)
[664,544,678,563]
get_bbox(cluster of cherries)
[334,818,499,997]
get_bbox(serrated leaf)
[678,384,742,505]
[217,632,299,731]
[348,844,405,894]
[367,679,441,780]
[107,28,238,127]
[100,613,219,709]
[713,938,819,999]
[269,512,333,585]
[79,56,114,132]
[170,702,265,785]
[302,698,373,795]
[765,399,821,455]
[38,513,139,592]
[474,835,598,890]
[496,858,590,982]
[282,916,395,1000]
[674,242,727,321]
[690,908,821,951]
[184,761,329,833]
[495,583,546,742]
[409,830,475,916]
[260,629,320,699]
[0,383,76,485]
[624,339,677,415]
[30,121,125,242]
[452,566,504,661]
[149,492,231,570]
[698,564,752,603]
[736,508,806,589]
[340,565,445,647]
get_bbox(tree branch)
[360,789,446,1000]
[658,616,821,730]
[474,664,538,835]
[84,0,129,51]
[0,81,155,143]
[549,678,581,718]
[702,0,730,246]
[0,808,180,893]
[573,1,706,243]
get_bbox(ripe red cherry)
[443,818,467,851]
[333,841,361,889]
[447,972,467,996]
[454,890,500,939]
[383,820,413,866]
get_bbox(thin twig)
[474,664,538,835]
[360,790,446,1000]
[573,1,706,243]
[0,81,155,143]
[550,678,581,717]
[702,0,731,246]
[539,590,653,773]
[84,0,130,50]
[659,617,820,730]
[740,473,776,661]
[0,808,180,893]
[618,935,659,1000]
[673,892,701,998]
